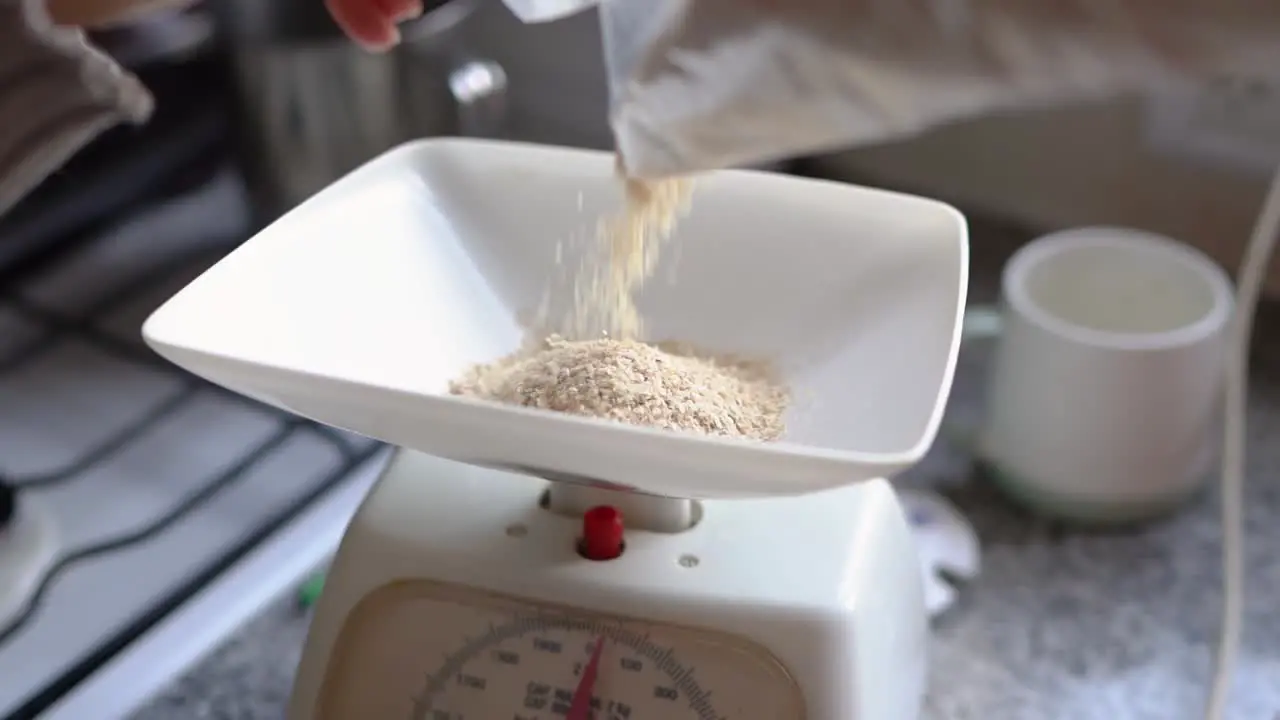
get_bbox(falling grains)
[450,165,790,442]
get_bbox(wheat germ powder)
[449,173,790,440]
[450,335,787,440]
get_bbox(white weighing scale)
[143,139,971,719]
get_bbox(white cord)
[1205,165,1280,720]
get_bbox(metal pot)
[216,0,507,224]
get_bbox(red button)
[580,505,624,560]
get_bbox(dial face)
[317,580,805,719]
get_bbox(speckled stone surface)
[133,220,1280,720]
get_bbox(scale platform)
[142,138,968,500]
[142,139,970,719]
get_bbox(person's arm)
[0,0,154,216]
[45,0,196,28]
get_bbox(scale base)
[0,495,59,631]
[289,449,930,720]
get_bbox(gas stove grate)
[0,176,384,718]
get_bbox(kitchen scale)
[143,138,970,719]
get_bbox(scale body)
[135,139,967,720]
[289,449,928,719]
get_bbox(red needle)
[567,638,606,720]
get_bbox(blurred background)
[1,1,1278,718]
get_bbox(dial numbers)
[317,580,805,719]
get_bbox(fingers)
[373,0,424,24]
[325,0,402,51]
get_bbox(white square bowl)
[143,139,968,498]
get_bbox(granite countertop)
[134,221,1280,720]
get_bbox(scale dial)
[317,580,805,719]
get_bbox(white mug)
[963,227,1234,524]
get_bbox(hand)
[325,0,424,51]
